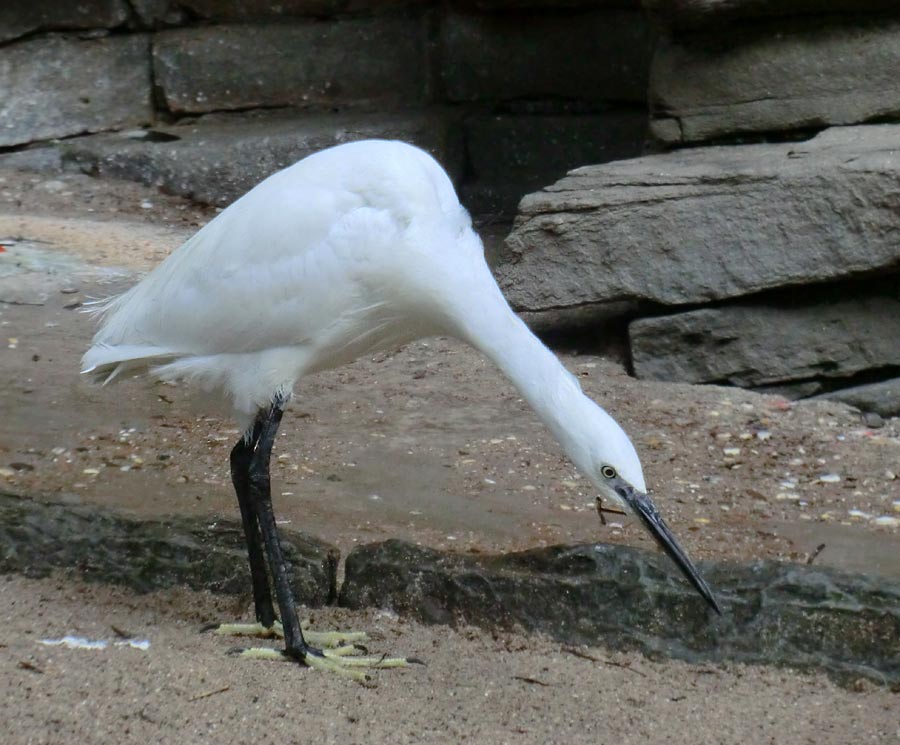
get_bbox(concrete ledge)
[62,109,463,206]
[0,492,338,605]
[340,539,900,686]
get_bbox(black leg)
[230,421,276,629]
[247,397,308,659]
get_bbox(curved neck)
[444,280,592,472]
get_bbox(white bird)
[83,140,720,677]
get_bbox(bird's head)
[572,403,722,615]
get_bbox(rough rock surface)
[815,378,900,418]
[0,34,152,148]
[153,19,427,114]
[650,19,900,143]
[63,110,462,206]
[340,539,900,684]
[440,10,652,103]
[0,0,128,43]
[629,294,900,387]
[0,492,338,605]
[498,125,900,314]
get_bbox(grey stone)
[650,18,900,144]
[0,146,63,173]
[62,109,463,206]
[0,34,152,148]
[498,125,900,314]
[127,0,189,26]
[642,0,898,31]
[0,0,128,43]
[629,296,900,387]
[863,411,885,429]
[440,10,652,104]
[0,492,338,604]
[814,378,900,418]
[153,19,427,114]
[340,539,900,685]
[462,110,647,216]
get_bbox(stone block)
[650,18,900,143]
[629,294,900,387]
[0,34,152,148]
[440,10,653,103]
[0,492,338,605]
[815,378,900,418]
[340,539,900,685]
[461,110,647,215]
[498,125,900,315]
[0,0,128,43]
[153,18,428,114]
[63,109,463,206]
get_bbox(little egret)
[83,140,720,678]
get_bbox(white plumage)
[83,141,719,670]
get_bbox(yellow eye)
[601,465,616,479]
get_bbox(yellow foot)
[236,645,413,682]
[211,620,418,682]
[211,619,368,648]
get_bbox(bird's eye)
[601,465,617,479]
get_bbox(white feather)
[82,139,645,495]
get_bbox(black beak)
[618,486,722,615]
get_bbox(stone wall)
[500,0,900,415]
[0,0,653,215]
[4,0,900,412]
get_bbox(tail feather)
[81,343,177,384]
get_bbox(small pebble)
[873,516,899,527]
[817,473,841,484]
[862,412,884,429]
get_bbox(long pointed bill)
[619,486,722,615]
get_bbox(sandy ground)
[1,169,899,742]
[3,574,898,745]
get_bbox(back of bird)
[81,140,473,385]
